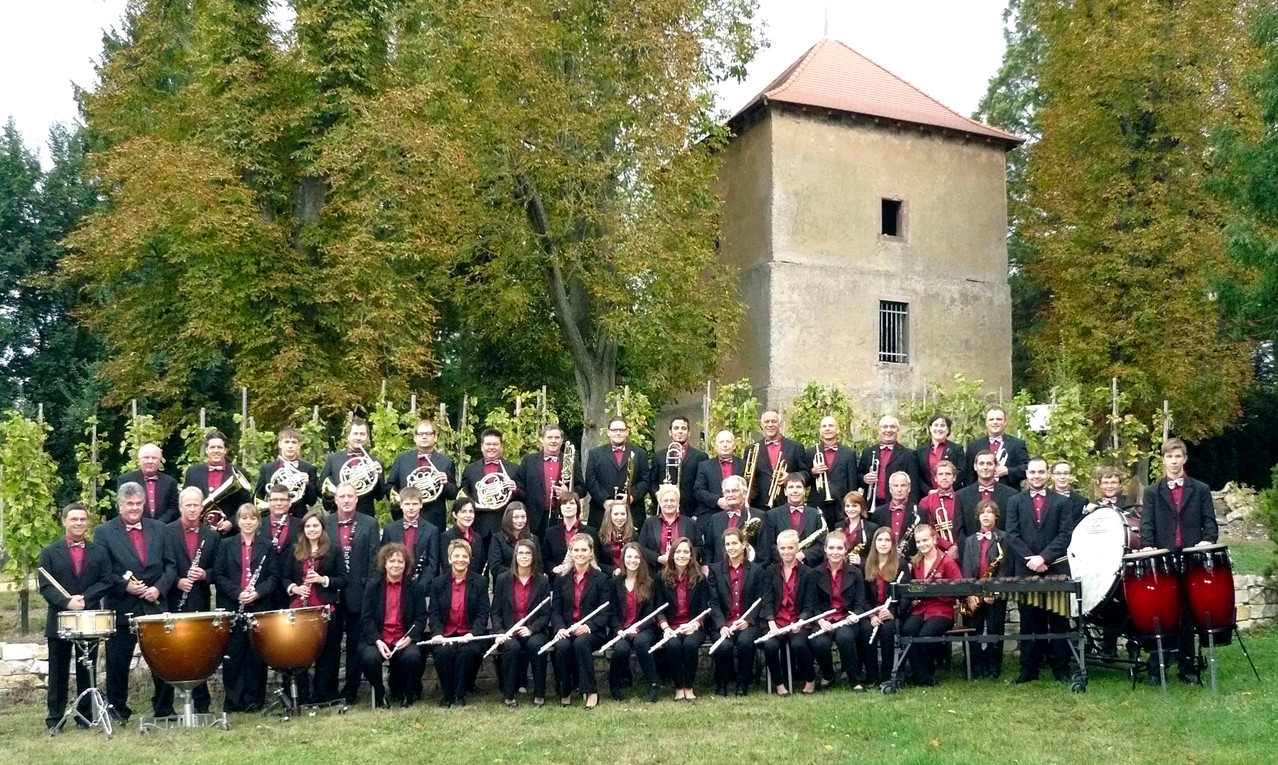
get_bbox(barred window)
[879,301,909,364]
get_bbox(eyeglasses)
[416,431,435,436]
[608,427,627,432]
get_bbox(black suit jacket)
[765,505,826,569]
[382,518,441,584]
[183,463,251,531]
[584,444,651,523]
[319,449,386,515]
[492,572,552,634]
[747,437,810,509]
[38,539,113,639]
[549,568,612,633]
[328,513,380,613]
[95,516,177,615]
[610,576,662,632]
[387,450,457,525]
[914,441,967,493]
[539,523,600,579]
[1140,476,1218,551]
[870,504,925,549]
[806,443,859,509]
[637,515,701,569]
[761,563,817,624]
[1053,490,1087,533]
[114,471,180,523]
[213,534,278,612]
[693,456,744,517]
[964,434,1029,488]
[427,572,491,637]
[262,515,302,609]
[460,458,521,517]
[650,443,708,518]
[1005,490,1072,577]
[440,526,488,579]
[857,444,919,506]
[834,520,880,565]
[810,563,869,616]
[653,576,712,629]
[255,458,320,518]
[164,521,220,611]
[284,548,346,607]
[360,577,427,645]
[700,507,768,567]
[515,451,582,535]
[955,482,1017,539]
[706,559,768,631]
[959,529,1012,580]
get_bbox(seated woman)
[214,503,278,713]
[810,530,869,690]
[359,543,426,708]
[654,536,711,701]
[759,529,817,695]
[440,498,486,579]
[285,511,346,704]
[550,533,611,709]
[836,492,879,570]
[492,538,551,707]
[487,502,533,581]
[707,527,766,696]
[426,539,490,707]
[598,499,647,576]
[607,542,662,702]
[899,524,962,686]
[861,526,909,687]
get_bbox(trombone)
[743,443,760,505]
[664,441,683,486]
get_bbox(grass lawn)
[1224,537,1275,577]
[1,628,1275,765]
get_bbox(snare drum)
[248,607,330,671]
[1121,549,1181,640]
[1181,544,1235,644]
[131,610,232,686]
[56,609,115,639]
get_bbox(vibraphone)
[884,577,1088,693]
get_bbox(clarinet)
[237,551,270,622]
[176,534,207,611]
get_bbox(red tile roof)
[731,38,1022,147]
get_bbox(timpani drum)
[248,607,329,671]
[56,609,115,639]
[131,611,232,686]
[1182,544,1235,645]
[1121,549,1181,641]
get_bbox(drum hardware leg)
[55,637,113,739]
[1153,620,1168,697]
[1232,627,1262,681]
[1205,625,1218,695]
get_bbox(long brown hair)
[500,502,532,542]
[619,542,652,604]
[660,537,703,588]
[598,500,636,545]
[294,511,332,562]
[864,526,899,583]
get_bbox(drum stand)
[138,681,229,733]
[262,670,350,720]
[51,636,112,740]
[1199,615,1262,695]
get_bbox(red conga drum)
[1181,544,1235,645]
[1121,549,1180,641]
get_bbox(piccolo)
[708,598,763,655]
[754,608,838,644]
[596,602,668,656]
[808,601,894,639]
[649,607,712,654]
[539,601,611,655]
[420,632,499,646]
[38,567,73,600]
[483,595,553,659]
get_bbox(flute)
[387,621,417,657]
[596,602,668,656]
[421,632,499,646]
[539,601,611,655]
[808,601,894,639]
[707,598,762,655]
[649,607,712,654]
[177,535,207,611]
[754,608,837,644]
[483,595,553,659]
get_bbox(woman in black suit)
[492,539,551,707]
[916,414,966,493]
[359,543,426,707]
[835,492,879,570]
[759,528,818,695]
[426,538,490,707]
[654,536,711,701]
[284,511,347,704]
[597,499,644,576]
[861,526,911,686]
[487,502,533,581]
[607,542,662,702]
[440,498,486,578]
[706,526,767,696]
[214,504,278,712]
[550,533,611,709]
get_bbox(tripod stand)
[50,635,112,739]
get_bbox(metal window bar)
[879,301,909,364]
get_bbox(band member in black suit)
[1006,457,1073,683]
[694,430,745,518]
[707,527,766,696]
[748,410,810,510]
[1049,460,1087,531]
[492,539,552,708]
[254,427,319,518]
[381,487,440,585]
[387,419,456,527]
[487,502,533,580]
[650,416,707,518]
[808,416,859,527]
[155,487,219,716]
[862,527,909,686]
[459,428,520,542]
[441,498,487,579]
[285,511,346,704]
[858,416,918,509]
[638,485,701,571]
[964,406,1029,489]
[39,503,112,732]
[960,500,1010,679]
[872,472,924,557]
[836,492,879,570]
[97,482,177,723]
[426,539,491,707]
[319,418,385,516]
[916,414,967,493]
[765,474,826,569]
[114,443,179,523]
[607,542,662,702]
[328,481,380,704]
[262,484,302,609]
[1139,438,1218,685]
[182,430,246,535]
[956,450,1017,539]
[585,417,651,526]
[654,537,711,701]
[899,524,962,687]
[214,504,277,712]
[359,543,426,708]
[514,424,581,537]
[759,529,817,695]
[700,475,767,567]
[596,499,648,575]
[810,530,869,690]
[918,460,961,559]
[550,533,611,709]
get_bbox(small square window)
[879,300,909,364]
[881,198,903,238]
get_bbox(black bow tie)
[338,519,354,526]
[278,459,298,468]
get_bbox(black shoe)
[646,684,659,703]
[455,696,467,708]
[715,683,728,697]
[610,687,625,702]
[1014,672,1038,684]
[736,684,748,697]
[439,698,453,708]
[1053,671,1070,682]
[1179,672,1201,685]
[400,697,413,708]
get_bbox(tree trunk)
[19,566,30,635]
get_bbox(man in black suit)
[255,427,319,518]
[326,482,380,705]
[380,486,440,585]
[96,482,177,723]
[584,417,650,527]
[387,418,457,527]
[1005,457,1073,684]
[261,483,301,610]
[871,472,924,556]
[700,475,767,567]
[1139,438,1218,685]
[765,475,826,569]
[747,409,810,510]
[956,450,1017,539]
[514,424,580,537]
[38,503,113,732]
[964,406,1029,489]
[694,430,744,518]
[460,428,520,542]
[114,443,179,523]
[319,418,385,516]
[650,416,707,518]
[182,430,246,535]
[156,487,220,716]
[1049,460,1086,532]
[858,416,918,511]
[808,416,859,527]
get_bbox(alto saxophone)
[960,541,1005,617]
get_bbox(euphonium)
[559,442,576,494]
[338,446,380,497]
[202,466,251,528]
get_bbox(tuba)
[203,466,252,528]
[338,446,380,497]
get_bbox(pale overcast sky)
[1,0,1008,162]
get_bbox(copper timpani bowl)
[248,607,329,670]
[130,610,232,684]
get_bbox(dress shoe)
[504,698,518,708]
[715,683,728,697]
[610,687,626,702]
[646,684,660,703]
[735,684,748,697]
[1014,672,1038,684]
[1179,672,1201,685]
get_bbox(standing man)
[765,474,826,569]
[1139,438,1217,685]
[381,486,440,585]
[584,417,651,527]
[326,482,380,706]
[319,418,385,517]
[956,450,1017,540]
[460,428,521,543]
[262,484,301,610]
[694,431,744,518]
[650,416,707,518]
[114,443,179,523]
[1049,461,1086,532]
[182,430,244,535]
[515,424,581,537]
[388,419,456,527]
[96,483,177,724]
[747,410,809,510]
[857,416,918,511]
[700,475,767,567]
[807,416,859,528]
[156,487,219,716]
[254,427,319,518]
[964,406,1029,489]
[39,503,112,732]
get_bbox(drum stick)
[38,567,73,599]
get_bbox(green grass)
[0,589,46,640]
[1225,537,1275,577]
[3,629,1276,765]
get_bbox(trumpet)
[664,441,684,486]
[812,446,833,503]
[743,443,760,504]
[933,493,955,547]
[339,446,380,497]
[766,456,788,507]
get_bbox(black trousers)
[859,619,896,685]
[337,606,364,702]
[900,614,954,685]
[811,624,861,684]
[309,608,345,703]
[104,619,167,719]
[657,629,705,689]
[46,637,96,728]
[711,627,760,689]
[1019,604,1069,677]
[1148,601,1198,677]
[553,632,605,697]
[968,599,1007,677]
[498,634,549,700]
[223,623,268,711]
[608,632,659,691]
[762,630,814,690]
[433,641,483,703]
[359,643,424,703]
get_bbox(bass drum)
[1182,544,1235,645]
[1065,506,1128,622]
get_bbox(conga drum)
[1182,544,1235,645]
[131,611,233,686]
[249,607,329,671]
[1121,549,1180,641]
